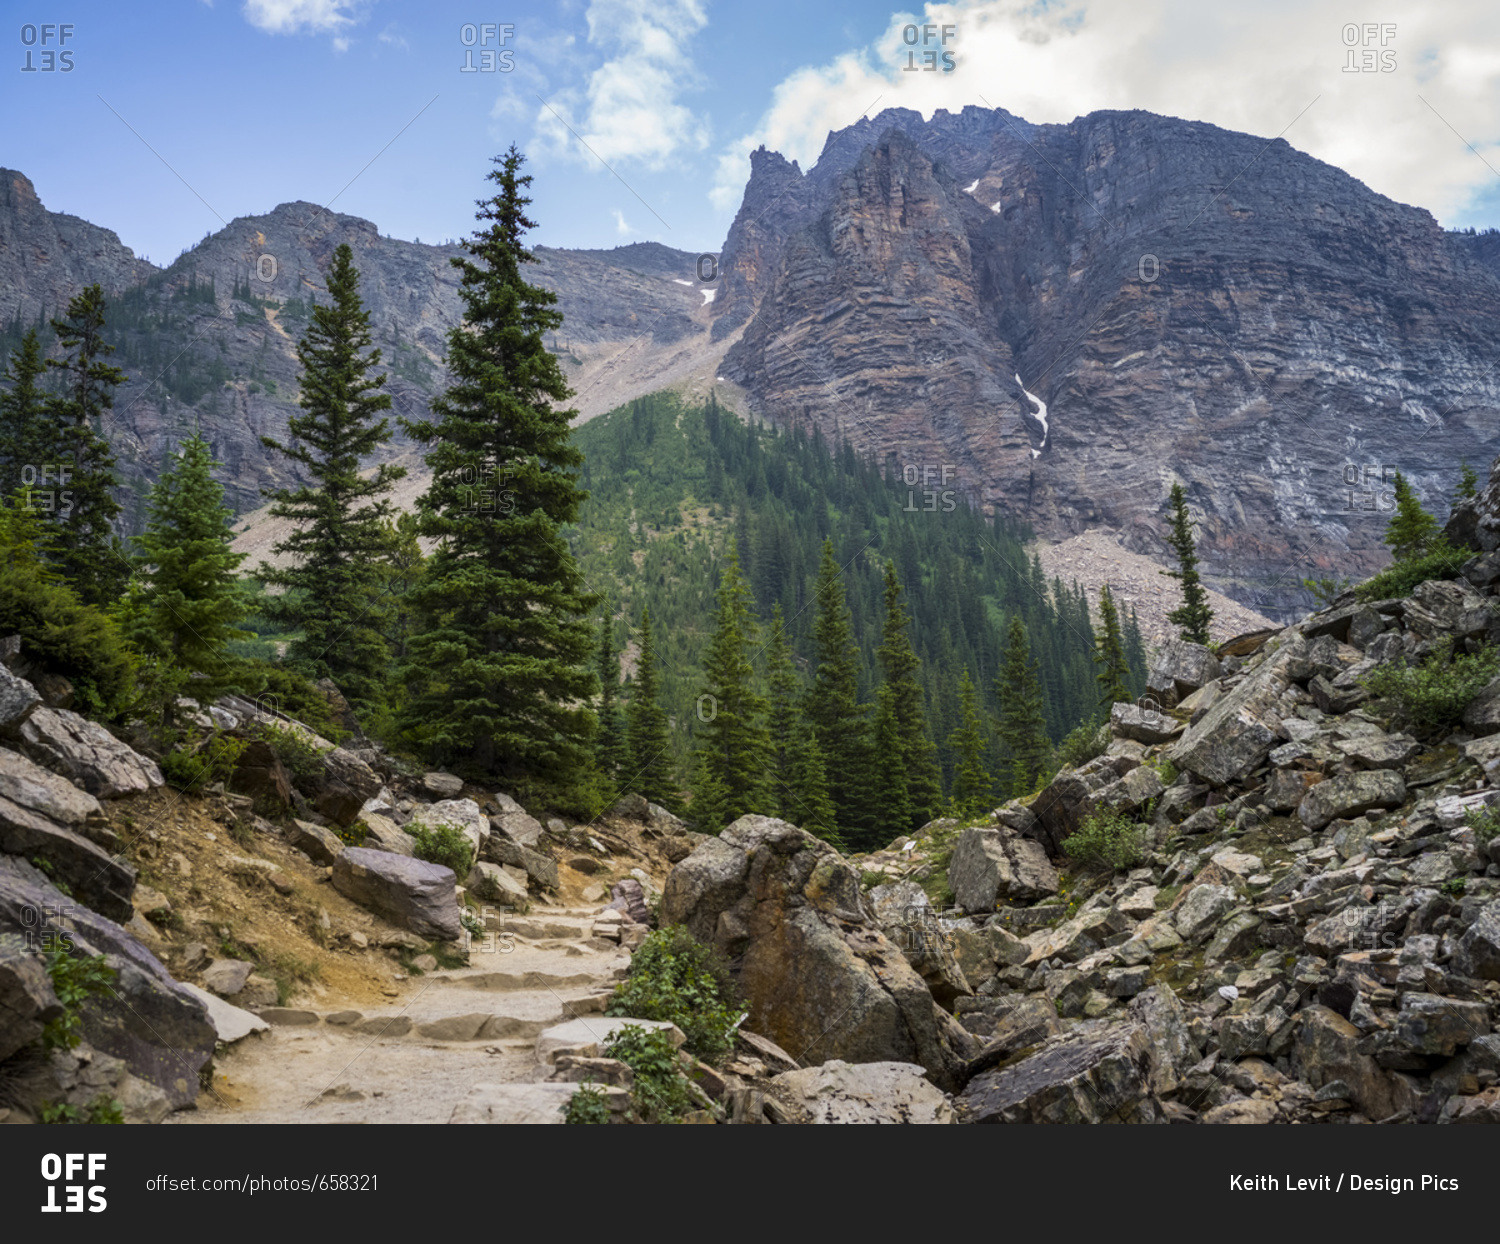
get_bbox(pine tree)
[1161,482,1214,644]
[870,684,913,839]
[46,286,127,606]
[376,512,424,665]
[0,328,54,488]
[593,607,628,791]
[764,603,800,816]
[785,720,842,848]
[1454,462,1479,505]
[947,669,993,818]
[804,538,875,848]
[258,243,405,716]
[995,617,1049,798]
[1385,471,1442,562]
[119,433,248,708]
[693,551,771,825]
[399,148,599,789]
[876,559,942,828]
[625,607,678,812]
[1094,584,1132,709]
[1122,603,1148,701]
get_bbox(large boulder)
[661,815,974,1091]
[306,747,383,827]
[0,931,63,1060]
[1110,702,1179,744]
[482,835,558,889]
[0,748,134,922]
[1145,640,1221,707]
[332,848,461,941]
[1030,755,1161,858]
[0,856,215,1109]
[774,1060,955,1124]
[406,798,489,871]
[867,881,971,1007]
[229,739,294,809]
[947,827,1060,911]
[1292,1005,1395,1122]
[1297,769,1406,830]
[13,707,163,799]
[957,1022,1158,1123]
[1453,899,1500,981]
[490,809,544,849]
[0,663,41,731]
[1171,632,1307,786]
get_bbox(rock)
[1172,884,1238,944]
[950,923,1029,989]
[604,878,650,925]
[1453,899,1500,981]
[0,664,41,731]
[332,848,462,941]
[301,747,382,827]
[354,1015,412,1037]
[775,1060,955,1124]
[406,798,488,871]
[550,1055,634,1087]
[662,815,973,1091]
[422,772,465,798]
[467,860,529,906]
[534,1016,686,1064]
[1128,986,1197,1095]
[490,809,544,849]
[13,707,164,799]
[868,881,970,1006]
[1297,769,1406,830]
[1200,1098,1280,1124]
[482,835,558,889]
[0,856,215,1109]
[1146,640,1222,702]
[176,982,269,1044]
[1171,634,1307,786]
[947,827,1060,912]
[1463,677,1500,736]
[1110,702,1179,745]
[288,819,344,866]
[201,959,254,997]
[1293,1005,1395,1122]
[0,933,63,1060]
[1204,911,1262,961]
[0,745,101,826]
[229,739,294,809]
[958,1022,1156,1123]
[357,812,415,856]
[449,1081,629,1123]
[1390,993,1490,1057]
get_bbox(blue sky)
[5,1,1499,266]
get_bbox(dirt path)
[173,906,630,1124]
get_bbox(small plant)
[257,722,325,782]
[159,733,247,793]
[1441,877,1467,896]
[408,821,474,876]
[605,925,742,1063]
[1052,719,1107,773]
[1303,577,1355,608]
[42,950,116,1051]
[1355,539,1465,603]
[561,1082,612,1124]
[602,1024,694,1123]
[460,907,485,939]
[37,1095,123,1125]
[1465,806,1500,847]
[1061,806,1148,872]
[1360,637,1500,735]
[338,821,370,848]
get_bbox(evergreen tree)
[870,684,913,839]
[785,719,842,848]
[399,148,599,789]
[119,433,248,710]
[1454,462,1479,506]
[1385,471,1442,562]
[1094,584,1132,709]
[693,551,772,824]
[764,603,801,816]
[0,329,54,488]
[376,512,424,664]
[1122,604,1148,701]
[1161,482,1214,644]
[876,559,942,827]
[593,607,628,791]
[46,286,126,606]
[625,607,678,812]
[995,617,1049,798]
[947,668,993,817]
[804,538,875,847]
[258,243,405,716]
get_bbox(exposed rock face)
[947,827,1059,910]
[662,815,975,1091]
[331,848,461,941]
[958,1022,1158,1124]
[15,706,164,798]
[715,107,1500,621]
[867,880,971,1007]
[774,1060,955,1124]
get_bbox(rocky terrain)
[714,106,1500,620]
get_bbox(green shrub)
[605,925,742,1063]
[1466,806,1500,847]
[38,1095,122,1125]
[159,733,247,793]
[561,1083,612,1124]
[1052,719,1107,773]
[257,721,325,781]
[1061,806,1148,872]
[602,1024,694,1123]
[232,661,345,740]
[1355,539,1466,602]
[408,821,474,876]
[42,950,116,1051]
[338,821,370,848]
[1360,637,1500,734]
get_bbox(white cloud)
[613,208,634,236]
[533,0,710,169]
[711,0,1500,226]
[377,24,408,51]
[332,35,350,53]
[242,0,363,36]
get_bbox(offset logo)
[40,1153,106,1213]
[19,23,75,72]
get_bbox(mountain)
[712,106,1500,621]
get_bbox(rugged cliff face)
[714,106,1500,621]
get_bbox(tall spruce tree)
[995,617,1049,798]
[47,286,126,606]
[876,559,942,828]
[1453,462,1479,506]
[871,684,913,838]
[625,607,678,811]
[1384,472,1442,562]
[259,243,404,716]
[1122,604,1148,701]
[120,433,248,708]
[593,607,628,792]
[1094,584,1132,709]
[1161,482,1214,644]
[0,328,54,488]
[804,538,875,848]
[764,603,840,841]
[399,148,599,787]
[693,551,772,824]
[947,668,993,817]
[376,511,424,665]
